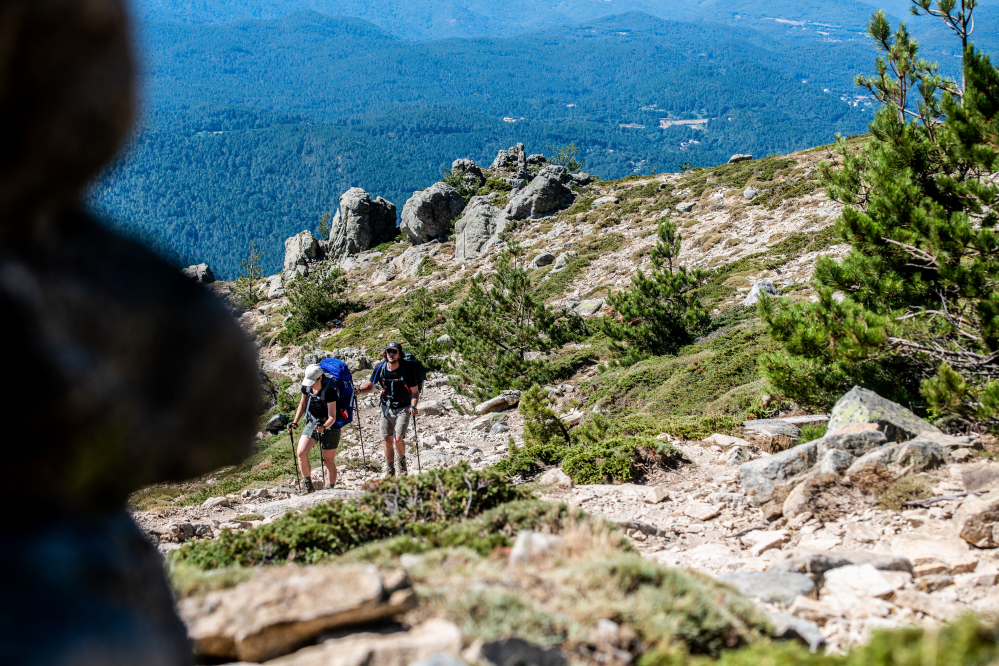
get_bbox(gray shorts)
[380,406,411,438]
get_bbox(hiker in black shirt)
[288,364,341,492]
[356,341,419,476]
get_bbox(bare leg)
[297,436,316,478]
[322,448,337,487]
[383,435,395,463]
[393,434,406,459]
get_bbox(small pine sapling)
[601,216,710,360]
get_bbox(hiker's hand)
[410,406,418,416]
[288,421,298,432]
[316,424,325,433]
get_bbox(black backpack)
[374,352,427,394]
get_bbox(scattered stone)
[743,187,759,201]
[827,386,941,442]
[822,564,895,599]
[178,565,417,662]
[685,504,721,521]
[490,422,510,434]
[644,487,669,504]
[552,251,578,271]
[676,201,696,213]
[742,530,789,556]
[327,188,397,262]
[788,596,838,624]
[401,182,466,244]
[819,428,887,456]
[267,619,463,666]
[265,413,290,433]
[895,439,951,470]
[202,496,231,509]
[410,652,471,666]
[509,531,564,565]
[718,571,816,606]
[474,392,521,415]
[419,400,444,417]
[537,468,574,489]
[182,263,215,284]
[728,154,753,164]
[591,196,619,208]
[782,471,835,518]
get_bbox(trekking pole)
[287,429,302,495]
[353,394,368,470]
[412,411,422,473]
[317,426,327,490]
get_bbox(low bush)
[878,474,932,511]
[561,437,684,484]
[173,463,529,568]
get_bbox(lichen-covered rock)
[400,182,466,244]
[327,188,397,262]
[489,142,528,176]
[817,429,887,457]
[895,438,951,470]
[454,196,510,260]
[505,165,575,220]
[827,386,941,442]
[739,440,821,505]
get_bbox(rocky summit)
[129,140,999,666]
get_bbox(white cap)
[302,364,324,386]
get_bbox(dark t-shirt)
[301,380,339,421]
[370,361,418,408]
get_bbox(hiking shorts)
[380,406,411,438]
[304,422,341,450]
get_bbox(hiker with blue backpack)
[288,361,355,493]
[356,341,421,477]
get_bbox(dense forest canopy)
[92,1,998,278]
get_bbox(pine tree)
[447,243,585,399]
[281,262,354,342]
[761,3,999,424]
[601,217,710,359]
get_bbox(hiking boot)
[384,460,396,477]
[301,477,314,494]
[398,456,408,476]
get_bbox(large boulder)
[451,158,486,189]
[743,279,777,306]
[506,165,575,220]
[283,230,321,276]
[454,195,510,260]
[827,386,941,442]
[178,565,417,662]
[327,188,397,262]
[739,440,822,505]
[489,142,527,176]
[182,263,216,283]
[400,182,466,244]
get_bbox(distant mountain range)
[91,1,997,278]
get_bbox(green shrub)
[878,474,932,511]
[561,436,684,484]
[173,463,529,568]
[280,262,357,342]
[799,423,828,443]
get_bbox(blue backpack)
[319,358,355,428]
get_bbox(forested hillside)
[93,11,873,277]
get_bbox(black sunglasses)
[385,349,400,355]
